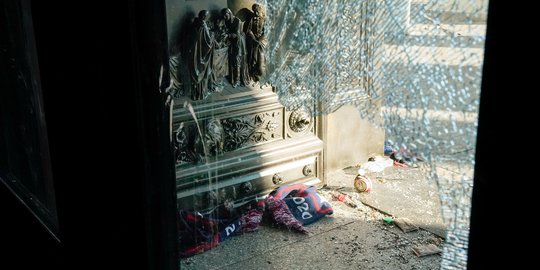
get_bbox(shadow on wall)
[236,8,254,23]
[169,12,194,56]
[227,0,257,15]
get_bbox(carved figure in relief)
[190,10,215,100]
[221,8,249,87]
[244,3,267,82]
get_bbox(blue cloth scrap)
[269,184,333,225]
[384,140,394,155]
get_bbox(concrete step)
[381,44,484,66]
[384,33,485,49]
[410,2,488,25]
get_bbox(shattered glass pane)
[171,0,487,268]
[258,0,488,269]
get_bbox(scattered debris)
[354,169,373,193]
[429,236,444,246]
[394,217,419,233]
[329,190,360,208]
[375,176,387,184]
[412,244,442,257]
[384,140,394,156]
[383,216,394,225]
[393,160,408,167]
[360,156,394,173]
[389,147,424,167]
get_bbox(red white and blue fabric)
[268,183,334,225]
[177,210,241,257]
[177,184,332,257]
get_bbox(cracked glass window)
[168,0,487,269]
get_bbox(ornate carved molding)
[174,119,224,164]
[175,109,282,165]
[222,110,281,152]
[272,174,283,185]
[169,4,268,101]
[287,109,314,137]
[302,165,313,176]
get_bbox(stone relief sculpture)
[244,3,267,82]
[212,12,229,80]
[170,4,269,101]
[175,119,224,164]
[189,10,215,100]
[175,110,282,165]
[172,4,275,164]
[221,8,249,87]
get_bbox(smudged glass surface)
[257,0,488,268]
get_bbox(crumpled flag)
[177,210,241,257]
[239,208,264,233]
[265,196,308,234]
[269,183,334,225]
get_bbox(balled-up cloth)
[265,195,308,234]
[178,184,333,257]
[267,184,334,226]
[177,209,242,257]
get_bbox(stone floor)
[180,161,446,270]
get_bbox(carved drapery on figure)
[244,3,267,82]
[213,14,229,80]
[169,4,268,100]
[222,8,249,88]
[189,10,215,100]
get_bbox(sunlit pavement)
[180,1,484,268]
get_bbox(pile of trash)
[360,156,394,173]
[384,140,424,167]
[357,141,425,175]
[177,184,334,257]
